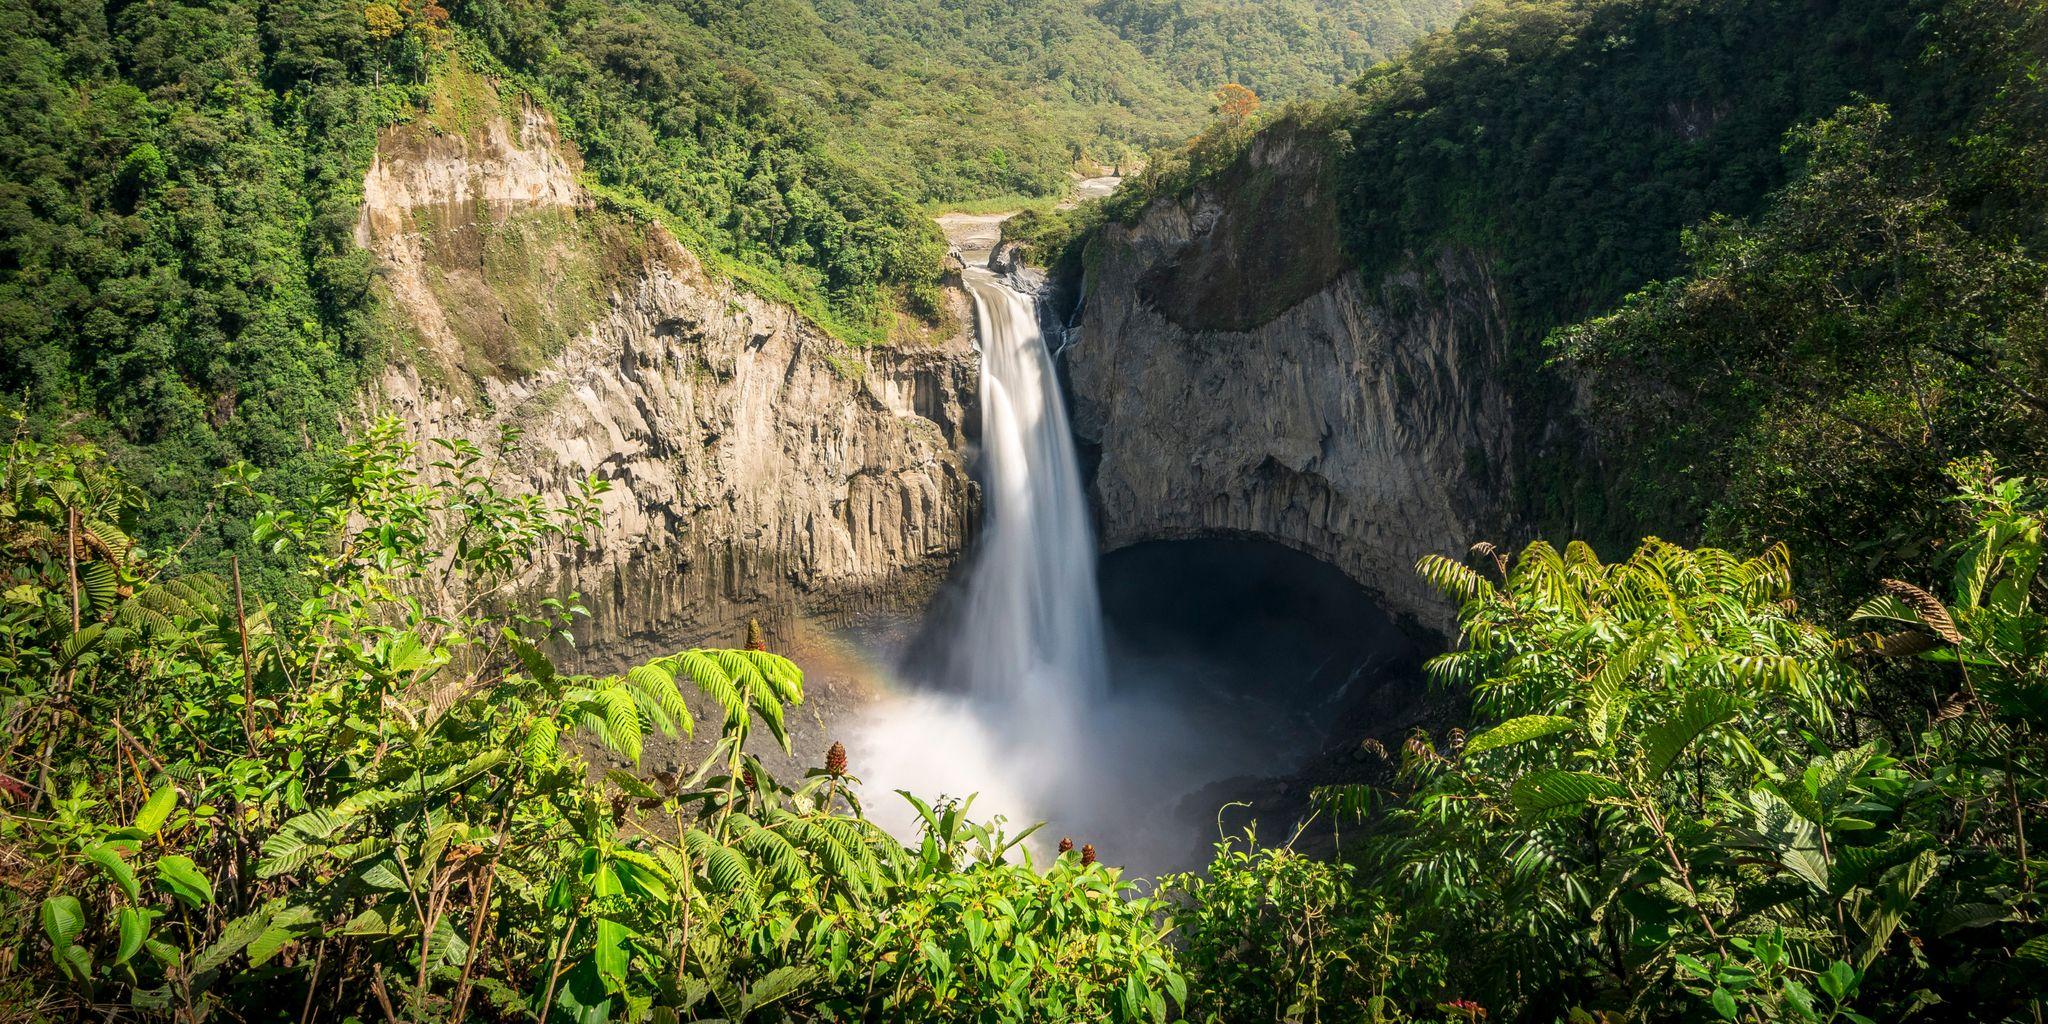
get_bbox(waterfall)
[849,217,1120,855]
[949,266,1108,721]
[846,259,1109,846]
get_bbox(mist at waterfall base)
[853,539,1415,873]
[845,268,1416,874]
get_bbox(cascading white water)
[851,202,1412,872]
[949,267,1108,722]
[846,257,1110,846]
[855,203,1281,869]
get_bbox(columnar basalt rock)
[1064,128,1516,631]
[356,87,977,666]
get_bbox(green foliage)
[0,0,1467,571]
[1091,0,2003,578]
[641,0,1464,205]
[1561,86,2048,609]
[0,424,1183,1021]
[1161,827,1419,1024]
[1171,471,2046,1023]
[0,0,411,571]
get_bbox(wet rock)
[1065,125,1516,631]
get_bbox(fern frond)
[1417,553,1494,604]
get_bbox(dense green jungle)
[5,0,2048,1021]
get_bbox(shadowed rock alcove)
[1089,537,1435,868]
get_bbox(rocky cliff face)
[357,81,976,665]
[1064,128,1516,630]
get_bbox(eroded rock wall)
[1065,129,1515,630]
[357,88,976,665]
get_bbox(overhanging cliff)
[1064,128,1517,630]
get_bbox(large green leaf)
[86,843,139,901]
[593,917,633,990]
[587,685,643,763]
[40,895,90,981]
[1642,690,1740,781]
[192,907,272,975]
[1746,789,1829,892]
[523,717,560,767]
[556,957,616,1024]
[114,907,151,966]
[259,808,357,877]
[40,894,84,950]
[1416,553,1494,604]
[683,829,756,894]
[1464,715,1575,756]
[1586,634,1662,744]
[738,822,812,886]
[154,855,214,908]
[133,784,177,834]
[626,663,694,738]
[1855,849,1939,968]
[671,650,741,715]
[739,966,816,1016]
[1508,770,1624,816]
[609,849,672,900]
[1934,901,2011,936]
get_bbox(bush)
[0,420,1181,1022]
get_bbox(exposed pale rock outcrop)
[356,87,976,665]
[1064,128,1515,630]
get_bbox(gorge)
[339,88,1432,870]
[11,0,2048,1018]
[854,207,1432,871]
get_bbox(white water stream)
[851,198,1287,870]
[949,267,1108,722]
[849,217,1114,851]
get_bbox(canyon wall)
[356,80,976,665]
[1064,128,1517,630]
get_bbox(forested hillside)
[1055,0,2046,612]
[0,0,1461,570]
[0,0,933,570]
[1093,0,1463,100]
[599,0,1467,202]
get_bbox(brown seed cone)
[1932,691,1975,724]
[746,618,767,651]
[826,741,848,777]
[1057,836,1074,854]
[1469,541,1509,580]
[1079,844,1096,867]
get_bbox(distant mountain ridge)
[658,0,1471,201]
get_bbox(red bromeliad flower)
[1079,844,1096,867]
[1057,836,1074,854]
[825,741,847,777]
[1437,999,1487,1022]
